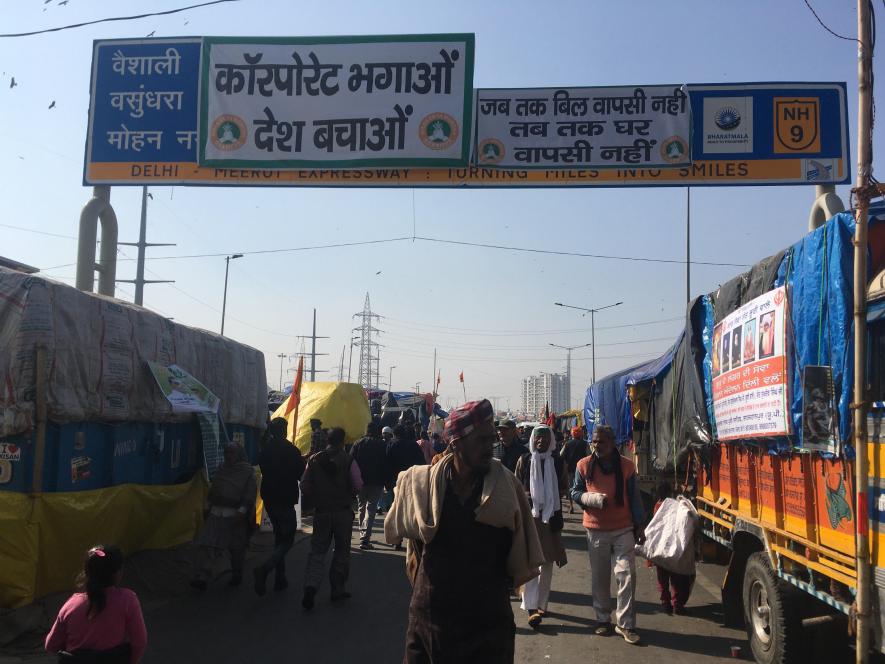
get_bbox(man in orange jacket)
[570,424,645,645]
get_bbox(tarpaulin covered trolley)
[0,267,267,607]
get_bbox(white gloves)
[579,492,608,509]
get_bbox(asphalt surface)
[6,510,752,663]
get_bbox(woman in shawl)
[514,426,568,628]
[190,444,257,590]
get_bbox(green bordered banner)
[198,34,474,169]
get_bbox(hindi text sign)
[198,35,474,168]
[712,287,790,441]
[474,86,691,169]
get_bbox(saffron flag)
[437,370,441,385]
[284,356,304,419]
[459,371,464,383]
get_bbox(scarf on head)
[586,447,624,507]
[529,426,559,524]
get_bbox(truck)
[0,265,268,608]
[583,207,885,663]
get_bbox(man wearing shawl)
[570,424,645,644]
[385,399,543,664]
[190,444,257,590]
[514,426,568,628]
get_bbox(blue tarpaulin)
[584,335,682,445]
[774,211,856,453]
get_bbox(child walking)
[45,544,147,663]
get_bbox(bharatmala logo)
[210,115,247,151]
[703,97,753,154]
[714,106,741,130]
[419,112,459,150]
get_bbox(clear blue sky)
[1,0,880,413]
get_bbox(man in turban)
[385,399,543,663]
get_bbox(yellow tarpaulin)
[271,381,371,455]
[0,475,206,608]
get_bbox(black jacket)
[385,437,426,488]
[258,436,306,507]
[350,435,388,487]
[493,440,527,474]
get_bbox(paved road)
[144,510,748,663]
[5,510,751,663]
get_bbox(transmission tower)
[353,293,382,390]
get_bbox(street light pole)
[549,342,592,409]
[347,335,359,382]
[220,253,243,335]
[554,300,623,384]
[389,365,397,391]
[276,352,287,391]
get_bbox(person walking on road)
[385,399,544,663]
[301,427,363,610]
[45,544,147,663]
[350,421,389,550]
[309,418,328,455]
[570,424,645,645]
[253,417,306,596]
[385,424,426,551]
[514,426,568,629]
[190,444,257,590]
[651,481,694,615]
[493,418,527,473]
[560,426,588,513]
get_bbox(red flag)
[459,371,464,383]
[284,356,304,420]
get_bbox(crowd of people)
[44,402,694,663]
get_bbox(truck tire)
[742,552,801,664]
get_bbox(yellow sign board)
[85,157,846,188]
[774,97,821,154]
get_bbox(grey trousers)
[586,527,637,629]
[357,485,384,544]
[304,509,354,594]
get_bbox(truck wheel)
[742,552,800,664]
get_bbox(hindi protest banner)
[148,362,220,414]
[198,34,474,168]
[712,287,790,441]
[83,39,848,187]
[474,86,691,169]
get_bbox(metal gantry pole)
[686,186,691,304]
[854,1,873,660]
[591,310,596,384]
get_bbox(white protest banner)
[148,362,220,414]
[199,34,474,168]
[712,287,790,441]
[474,85,691,169]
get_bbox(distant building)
[521,372,568,417]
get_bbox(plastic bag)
[636,496,698,575]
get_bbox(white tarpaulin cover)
[0,268,267,437]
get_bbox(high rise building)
[521,372,568,417]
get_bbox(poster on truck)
[712,287,790,440]
[148,362,220,414]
